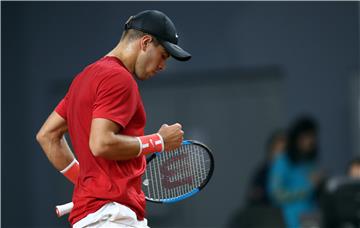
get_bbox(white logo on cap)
[175,34,179,38]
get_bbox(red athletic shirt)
[54,56,147,225]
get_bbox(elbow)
[36,129,49,145]
[36,131,43,143]
[36,128,63,146]
[90,145,105,157]
[89,138,109,157]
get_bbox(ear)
[140,35,153,52]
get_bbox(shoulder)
[95,58,133,79]
[91,60,136,90]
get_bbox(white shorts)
[73,202,149,228]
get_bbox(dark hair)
[286,115,318,163]
[347,157,360,173]
[121,29,160,46]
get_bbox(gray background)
[2,2,359,228]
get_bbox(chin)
[145,72,156,80]
[136,71,155,81]
[134,73,146,81]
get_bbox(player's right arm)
[36,111,78,184]
[89,118,183,160]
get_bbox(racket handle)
[55,202,73,217]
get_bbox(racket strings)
[143,144,211,201]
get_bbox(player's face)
[135,40,170,80]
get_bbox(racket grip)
[55,202,73,217]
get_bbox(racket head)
[142,140,214,203]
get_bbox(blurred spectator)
[227,131,287,228]
[347,157,360,178]
[246,130,286,206]
[268,116,323,228]
[227,130,287,228]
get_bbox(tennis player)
[36,10,191,228]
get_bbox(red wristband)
[136,133,164,156]
[60,159,80,184]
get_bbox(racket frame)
[144,140,214,203]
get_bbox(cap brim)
[161,41,191,61]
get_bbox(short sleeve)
[92,74,138,128]
[54,94,68,120]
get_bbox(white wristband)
[60,159,78,173]
[136,137,143,156]
[156,133,165,152]
[136,133,164,156]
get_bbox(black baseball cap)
[124,10,191,61]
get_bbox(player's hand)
[157,123,184,151]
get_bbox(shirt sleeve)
[54,94,68,120]
[92,73,138,128]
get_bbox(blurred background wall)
[2,2,359,227]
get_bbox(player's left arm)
[36,111,78,184]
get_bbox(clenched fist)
[157,123,184,151]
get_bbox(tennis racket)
[55,140,214,217]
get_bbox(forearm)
[90,132,138,160]
[37,134,75,171]
[37,111,79,184]
[91,132,163,160]
[89,118,182,161]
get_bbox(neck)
[106,41,138,74]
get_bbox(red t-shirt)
[55,56,147,225]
